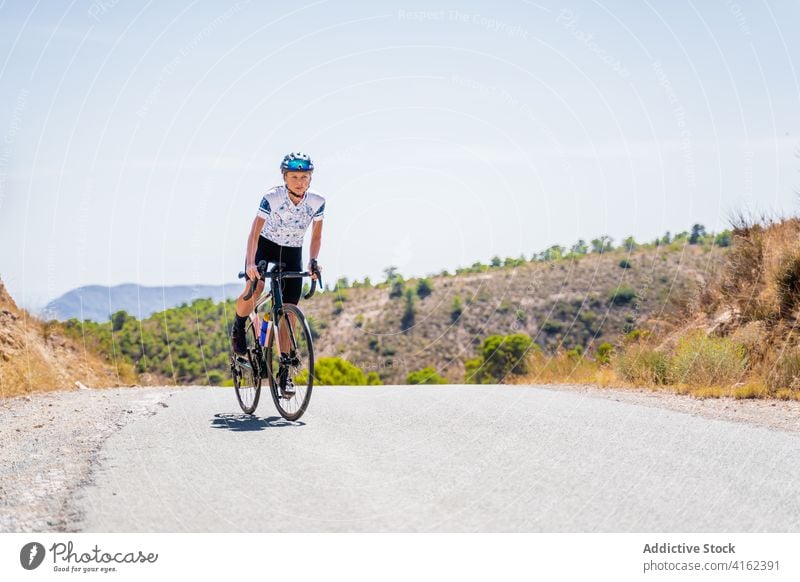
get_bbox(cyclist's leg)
[231,238,271,354]
[277,244,303,356]
[235,235,274,318]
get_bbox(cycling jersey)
[256,185,325,248]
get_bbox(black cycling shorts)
[249,236,303,304]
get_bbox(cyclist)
[231,152,325,362]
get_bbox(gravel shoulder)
[540,383,800,434]
[2,383,799,532]
[0,386,187,532]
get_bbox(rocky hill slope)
[0,278,121,398]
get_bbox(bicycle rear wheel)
[266,303,314,421]
[231,318,262,414]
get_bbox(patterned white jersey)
[256,185,325,248]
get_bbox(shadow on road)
[210,412,305,431]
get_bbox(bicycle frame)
[241,259,320,370]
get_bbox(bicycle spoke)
[267,304,314,421]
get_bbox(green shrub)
[465,333,538,384]
[609,286,637,306]
[305,357,375,386]
[389,278,405,298]
[354,314,364,328]
[616,346,670,385]
[416,278,433,299]
[595,342,614,365]
[714,230,732,247]
[541,319,562,334]
[565,345,583,360]
[618,259,632,269]
[464,357,492,384]
[406,366,447,385]
[670,331,747,387]
[333,299,345,315]
[451,296,463,322]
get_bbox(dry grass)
[669,331,747,387]
[715,215,800,324]
[524,350,606,384]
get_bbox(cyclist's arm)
[245,216,265,275]
[309,219,322,261]
[308,220,323,280]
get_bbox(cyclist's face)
[284,171,312,195]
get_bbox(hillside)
[50,240,726,386]
[305,244,723,383]
[0,278,122,398]
[42,282,241,322]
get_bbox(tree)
[590,236,613,254]
[689,223,707,244]
[490,256,502,268]
[621,236,638,252]
[538,245,565,262]
[389,277,405,299]
[570,239,588,255]
[383,266,399,281]
[110,310,133,332]
[401,288,416,331]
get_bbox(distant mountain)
[41,283,242,322]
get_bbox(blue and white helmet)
[280,152,314,172]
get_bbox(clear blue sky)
[1,0,798,311]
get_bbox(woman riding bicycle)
[231,152,324,356]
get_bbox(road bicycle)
[229,259,321,420]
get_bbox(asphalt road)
[75,385,800,532]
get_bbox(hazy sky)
[1,0,798,311]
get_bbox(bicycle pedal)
[234,356,252,370]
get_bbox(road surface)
[67,385,800,532]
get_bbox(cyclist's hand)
[246,262,260,281]
[308,260,321,281]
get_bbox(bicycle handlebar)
[238,259,322,301]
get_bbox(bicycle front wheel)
[231,318,262,415]
[266,303,314,421]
